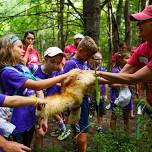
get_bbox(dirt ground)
[35,110,135,152]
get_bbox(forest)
[1,0,152,69]
[1,1,152,151]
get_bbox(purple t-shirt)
[0,95,5,152]
[110,67,120,104]
[0,66,36,134]
[64,58,89,72]
[110,67,132,110]
[0,94,5,107]
[29,64,61,96]
[63,58,90,101]
[0,94,5,136]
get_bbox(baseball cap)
[130,5,152,21]
[73,33,84,39]
[44,47,64,57]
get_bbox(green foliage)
[0,0,147,63]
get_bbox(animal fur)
[37,70,96,124]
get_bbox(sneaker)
[57,129,71,141]
[50,129,62,137]
[137,106,142,115]
[106,104,111,110]
[96,127,105,133]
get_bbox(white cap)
[73,33,84,39]
[44,47,64,57]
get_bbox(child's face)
[92,53,102,67]
[25,33,35,46]
[121,53,131,66]
[13,40,25,62]
[78,48,95,62]
[45,54,63,72]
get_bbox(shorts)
[12,126,35,147]
[72,100,89,134]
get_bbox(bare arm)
[3,96,43,107]
[121,64,139,74]
[23,69,80,91]
[97,66,152,84]
[23,45,33,65]
[23,72,69,91]
[110,84,128,88]
[0,135,31,152]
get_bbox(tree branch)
[66,0,83,21]
[101,0,109,10]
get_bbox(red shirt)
[64,45,77,53]
[23,47,41,66]
[128,42,152,104]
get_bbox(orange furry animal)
[37,70,96,124]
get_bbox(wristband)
[32,96,39,105]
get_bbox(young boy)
[63,36,98,152]
[29,47,71,149]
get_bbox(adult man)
[64,33,84,59]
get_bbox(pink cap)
[130,5,152,21]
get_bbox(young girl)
[22,31,41,66]
[0,34,78,147]
[88,52,107,132]
[110,51,132,133]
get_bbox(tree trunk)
[112,13,119,53]
[83,0,101,45]
[113,0,123,52]
[116,0,123,27]
[124,0,131,50]
[107,0,113,71]
[58,0,65,50]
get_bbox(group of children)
[0,32,136,152]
